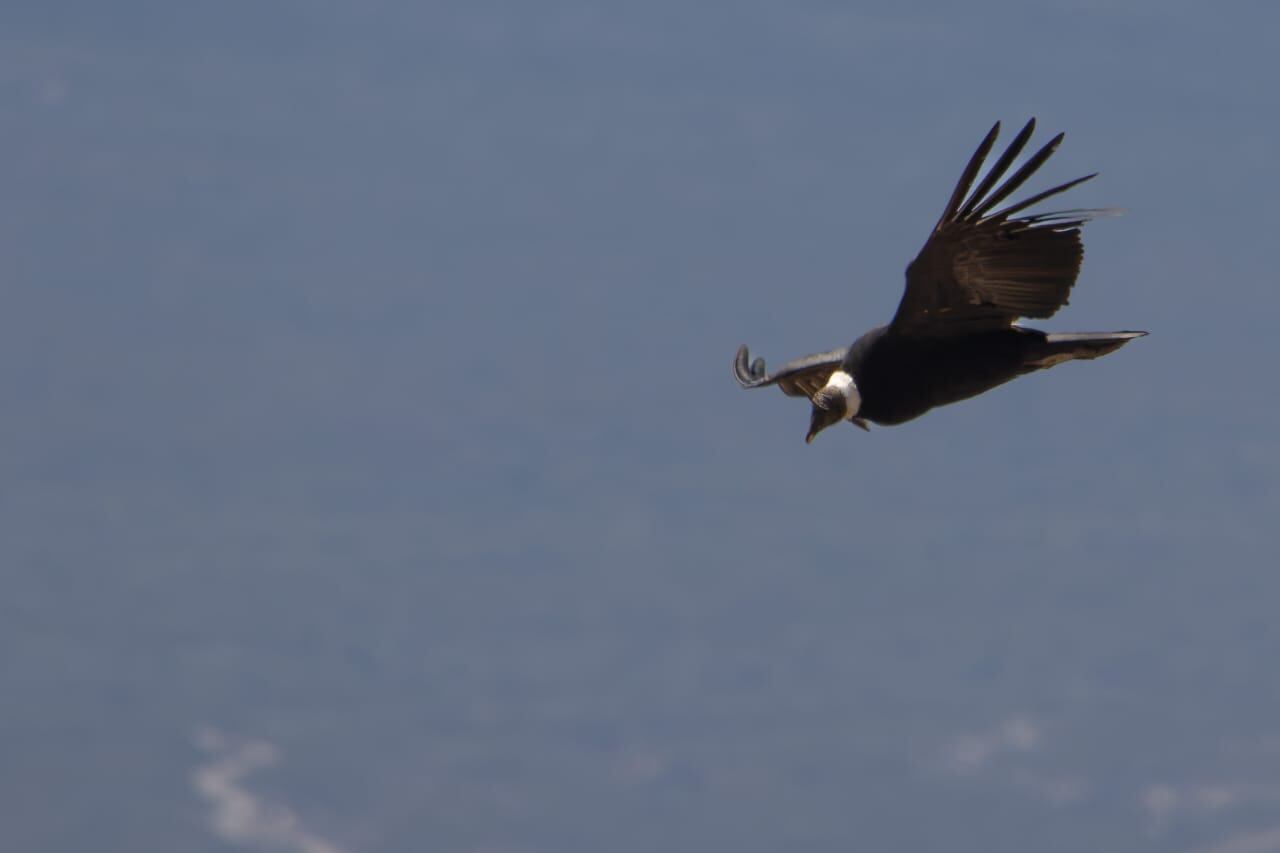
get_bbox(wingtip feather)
[937,121,1003,228]
[957,118,1038,221]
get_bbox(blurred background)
[3,2,1279,851]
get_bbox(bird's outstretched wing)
[733,344,847,398]
[891,118,1105,336]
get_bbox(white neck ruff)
[823,370,862,419]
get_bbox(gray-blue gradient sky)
[3,2,1279,851]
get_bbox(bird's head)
[805,370,862,444]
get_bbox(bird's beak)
[806,406,839,444]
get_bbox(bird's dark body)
[733,118,1146,442]
[847,325,1079,425]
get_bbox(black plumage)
[734,119,1145,443]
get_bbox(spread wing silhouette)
[891,119,1105,336]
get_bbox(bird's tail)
[1028,330,1147,367]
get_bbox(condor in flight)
[734,119,1145,443]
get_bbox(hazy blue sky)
[3,2,1279,852]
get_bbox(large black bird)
[734,119,1145,443]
